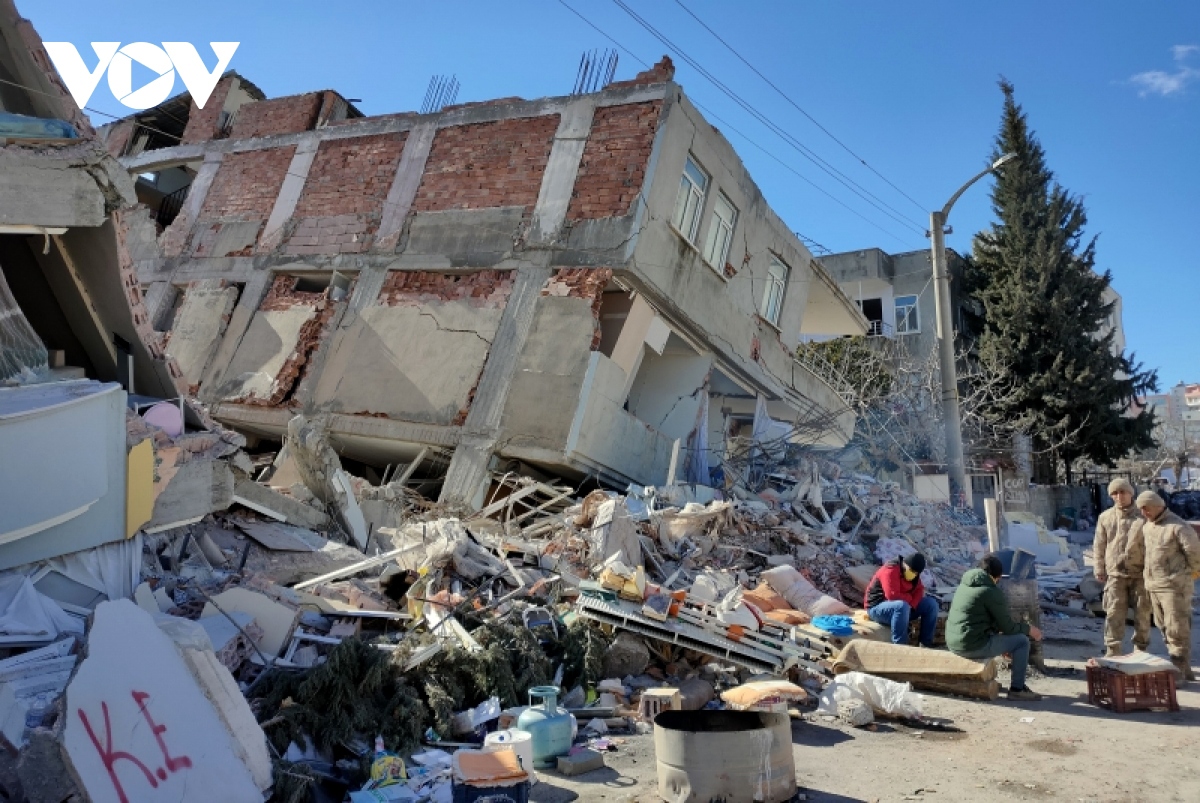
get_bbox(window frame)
[671,155,709,245]
[894,293,920,334]
[702,191,737,271]
[759,256,789,327]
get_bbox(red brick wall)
[567,101,662,220]
[181,73,236,144]
[244,275,338,406]
[104,120,134,157]
[377,270,515,309]
[542,268,612,350]
[199,147,296,221]
[285,132,408,255]
[230,93,322,140]
[606,56,675,90]
[413,115,559,212]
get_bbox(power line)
[609,0,928,236]
[552,0,914,246]
[673,0,930,215]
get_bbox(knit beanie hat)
[1136,490,1166,510]
[1108,478,1134,496]
[903,552,927,575]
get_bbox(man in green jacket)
[946,554,1044,701]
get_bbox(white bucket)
[484,729,537,784]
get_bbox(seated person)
[864,552,939,647]
[946,554,1044,701]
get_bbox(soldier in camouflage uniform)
[1093,478,1150,655]
[1137,490,1200,682]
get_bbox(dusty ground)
[532,610,1200,803]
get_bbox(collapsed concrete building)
[95,57,867,508]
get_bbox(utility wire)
[610,0,927,236]
[552,0,913,246]
[673,0,930,215]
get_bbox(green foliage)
[970,79,1158,476]
[559,619,611,690]
[256,638,427,759]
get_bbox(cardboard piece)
[200,587,298,658]
[62,600,263,802]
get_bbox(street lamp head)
[991,153,1017,170]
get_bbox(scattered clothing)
[811,615,855,636]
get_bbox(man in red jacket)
[864,552,938,647]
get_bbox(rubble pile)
[0,412,999,801]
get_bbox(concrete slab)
[200,586,298,658]
[233,519,320,552]
[62,600,261,803]
[312,302,501,423]
[232,476,331,530]
[215,306,317,401]
[167,280,241,387]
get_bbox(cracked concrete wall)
[499,293,598,455]
[164,279,241,391]
[211,275,335,404]
[628,89,854,435]
[312,270,510,423]
[626,346,713,442]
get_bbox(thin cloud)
[1129,45,1200,97]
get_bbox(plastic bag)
[817,671,923,719]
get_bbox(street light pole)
[930,153,1015,507]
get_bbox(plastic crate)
[451,779,530,803]
[1086,665,1180,713]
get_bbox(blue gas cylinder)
[515,686,572,769]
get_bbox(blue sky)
[23,0,1199,389]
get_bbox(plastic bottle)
[23,695,48,740]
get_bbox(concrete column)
[258,133,322,252]
[439,264,553,506]
[161,152,222,257]
[528,98,596,244]
[375,121,438,251]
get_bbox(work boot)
[1171,657,1195,683]
[1007,686,1043,702]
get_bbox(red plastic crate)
[1086,664,1180,713]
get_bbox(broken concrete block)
[233,476,331,530]
[677,677,716,711]
[62,600,263,802]
[134,581,159,613]
[603,632,650,678]
[556,748,605,776]
[179,647,273,791]
[200,586,298,658]
[17,728,82,803]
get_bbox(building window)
[760,257,788,326]
[672,155,709,244]
[895,294,920,334]
[702,192,737,270]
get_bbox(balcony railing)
[866,319,894,337]
[155,184,190,228]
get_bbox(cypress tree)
[969,80,1158,481]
